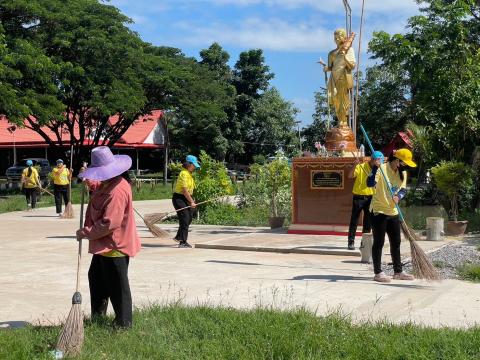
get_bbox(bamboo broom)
[63,145,75,219]
[55,185,86,356]
[133,207,170,238]
[359,124,438,280]
[144,198,218,225]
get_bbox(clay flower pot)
[269,216,285,229]
[446,220,468,236]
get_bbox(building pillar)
[136,149,140,176]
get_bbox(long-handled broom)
[144,198,218,226]
[63,145,75,219]
[55,185,86,356]
[359,124,438,280]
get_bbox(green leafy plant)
[457,263,480,283]
[243,152,291,218]
[431,161,474,221]
[193,151,234,206]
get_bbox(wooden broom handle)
[75,185,86,292]
[174,198,216,212]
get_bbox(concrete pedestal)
[288,156,367,236]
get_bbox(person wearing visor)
[51,159,72,217]
[367,148,417,283]
[172,155,200,248]
[21,159,41,210]
[347,151,384,250]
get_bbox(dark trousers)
[371,213,402,274]
[24,188,38,208]
[53,184,69,214]
[88,254,132,327]
[172,193,193,242]
[348,195,372,243]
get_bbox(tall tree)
[363,0,480,162]
[246,88,299,158]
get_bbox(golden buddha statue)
[324,28,356,127]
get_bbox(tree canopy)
[0,0,299,164]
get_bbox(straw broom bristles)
[133,208,169,238]
[400,221,439,281]
[55,292,84,356]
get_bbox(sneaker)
[178,242,192,248]
[393,272,415,280]
[173,237,180,243]
[373,272,391,283]
[347,242,355,250]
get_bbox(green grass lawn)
[0,306,479,359]
[0,182,172,214]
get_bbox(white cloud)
[174,18,334,52]
[175,0,419,15]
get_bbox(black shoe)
[178,242,192,248]
[173,237,180,243]
[348,242,355,250]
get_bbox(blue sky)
[108,0,420,126]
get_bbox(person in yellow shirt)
[50,159,72,216]
[21,160,41,210]
[172,155,200,248]
[366,148,417,283]
[347,151,384,250]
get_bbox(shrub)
[193,151,234,206]
[431,161,474,221]
[240,153,291,218]
[457,263,480,283]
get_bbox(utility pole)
[295,121,302,152]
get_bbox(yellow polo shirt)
[51,166,70,185]
[370,163,407,216]
[352,162,374,196]
[174,169,195,195]
[22,167,40,189]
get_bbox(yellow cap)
[394,148,417,168]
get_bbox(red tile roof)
[0,111,164,149]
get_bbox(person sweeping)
[367,148,417,283]
[76,146,140,328]
[172,155,200,248]
[21,160,41,210]
[51,159,72,217]
[347,151,384,250]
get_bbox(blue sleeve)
[367,166,378,187]
[397,188,407,200]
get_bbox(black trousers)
[24,188,38,208]
[53,184,69,214]
[172,193,193,242]
[347,195,372,243]
[88,254,132,327]
[371,213,402,274]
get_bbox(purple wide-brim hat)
[78,146,132,181]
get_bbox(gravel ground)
[384,241,480,279]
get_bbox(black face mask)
[398,165,407,173]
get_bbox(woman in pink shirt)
[77,146,140,328]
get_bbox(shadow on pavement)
[46,235,76,239]
[0,321,30,329]
[22,215,59,218]
[291,274,432,289]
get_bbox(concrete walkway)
[0,199,479,329]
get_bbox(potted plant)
[264,154,291,229]
[431,161,474,236]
